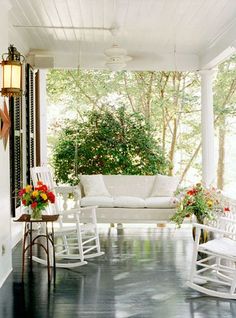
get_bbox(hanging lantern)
[1,44,25,97]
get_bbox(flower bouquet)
[19,181,55,220]
[170,183,229,228]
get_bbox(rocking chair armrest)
[193,223,234,236]
[55,185,73,193]
[55,185,80,196]
[59,208,81,217]
[219,216,236,224]
[59,206,98,217]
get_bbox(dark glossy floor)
[1,225,236,318]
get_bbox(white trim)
[0,267,12,289]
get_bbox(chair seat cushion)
[81,196,114,208]
[145,197,178,208]
[200,237,236,257]
[114,196,146,208]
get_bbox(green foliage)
[170,183,223,227]
[47,57,236,187]
[52,107,169,184]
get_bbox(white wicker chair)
[187,217,236,299]
[30,166,104,268]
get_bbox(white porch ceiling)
[8,0,236,71]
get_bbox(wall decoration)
[0,100,11,149]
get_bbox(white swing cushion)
[200,237,236,258]
[145,197,178,208]
[81,196,114,207]
[114,196,146,208]
[150,174,180,197]
[80,174,111,197]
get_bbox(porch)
[0,0,236,314]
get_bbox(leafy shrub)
[52,107,169,184]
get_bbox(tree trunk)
[168,118,177,176]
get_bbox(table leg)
[46,223,51,282]
[29,222,33,271]
[21,223,27,281]
[51,222,56,283]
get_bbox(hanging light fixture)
[1,44,25,97]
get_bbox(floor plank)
[1,225,236,318]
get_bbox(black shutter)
[25,64,35,184]
[9,96,23,216]
[9,63,36,217]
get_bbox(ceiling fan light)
[105,61,126,71]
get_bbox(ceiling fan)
[104,43,132,70]
[14,23,133,70]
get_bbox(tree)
[214,55,236,189]
[52,107,169,184]
[47,69,200,181]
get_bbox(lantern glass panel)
[11,64,21,88]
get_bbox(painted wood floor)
[1,225,236,318]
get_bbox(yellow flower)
[207,200,213,207]
[25,185,32,193]
[32,190,39,197]
[40,193,47,200]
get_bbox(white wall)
[0,0,13,288]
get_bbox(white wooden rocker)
[187,216,236,299]
[30,166,104,268]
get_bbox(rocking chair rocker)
[30,166,104,268]
[187,217,236,299]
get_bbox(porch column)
[199,69,216,187]
[38,69,48,165]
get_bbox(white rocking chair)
[187,217,236,299]
[30,166,104,268]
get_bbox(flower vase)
[30,208,43,220]
[192,217,209,244]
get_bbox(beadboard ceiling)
[8,0,236,70]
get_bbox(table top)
[14,214,59,223]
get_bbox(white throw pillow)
[150,174,180,197]
[80,175,111,197]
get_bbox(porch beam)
[199,69,216,187]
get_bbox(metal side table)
[14,214,59,283]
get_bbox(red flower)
[187,189,197,196]
[37,181,43,186]
[22,199,27,206]
[31,202,38,209]
[36,185,48,192]
[224,207,230,212]
[42,185,48,191]
[18,189,26,197]
[47,192,55,203]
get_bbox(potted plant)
[170,183,229,242]
[19,181,55,220]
